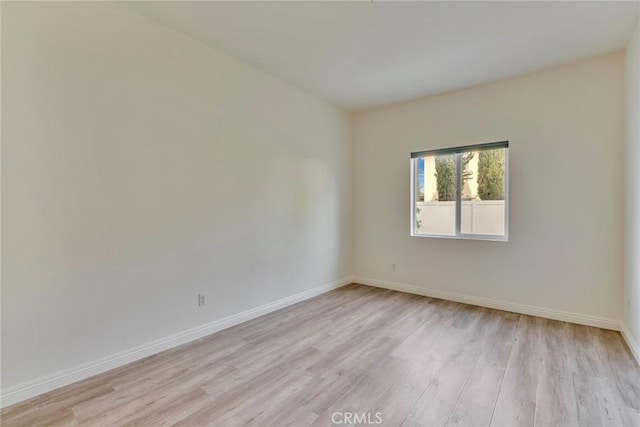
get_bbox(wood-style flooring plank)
[490,315,543,427]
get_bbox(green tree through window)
[434,153,474,201]
[477,149,505,200]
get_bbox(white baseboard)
[0,277,353,408]
[354,276,621,331]
[621,324,640,366]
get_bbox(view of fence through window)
[413,144,507,239]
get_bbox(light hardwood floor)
[2,284,639,427]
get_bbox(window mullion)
[411,158,416,235]
[455,153,462,236]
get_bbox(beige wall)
[353,53,625,321]
[624,20,640,352]
[1,2,352,390]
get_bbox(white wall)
[624,21,640,353]
[353,53,625,322]
[1,2,352,390]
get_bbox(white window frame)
[410,141,509,241]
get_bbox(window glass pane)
[460,148,506,236]
[415,153,457,236]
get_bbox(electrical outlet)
[198,293,207,307]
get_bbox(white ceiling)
[127,1,639,112]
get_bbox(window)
[411,141,508,241]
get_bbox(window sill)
[410,233,508,242]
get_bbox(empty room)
[2,1,640,426]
